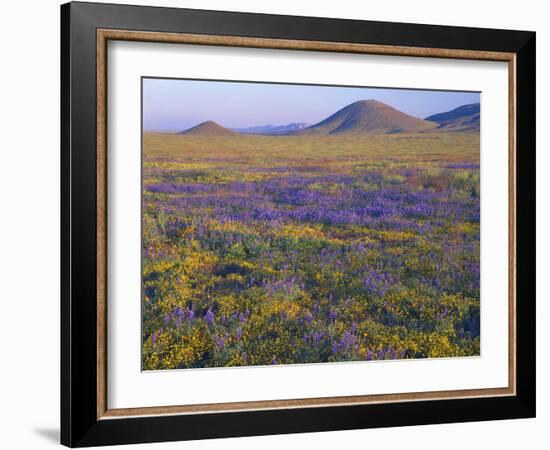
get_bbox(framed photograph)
[61,2,535,447]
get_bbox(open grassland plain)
[142,133,480,370]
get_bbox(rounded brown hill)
[298,99,437,135]
[179,120,238,136]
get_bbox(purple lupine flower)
[174,306,185,328]
[271,357,277,365]
[446,163,479,169]
[313,332,323,346]
[218,335,226,351]
[187,306,194,322]
[329,309,338,321]
[242,352,248,363]
[456,271,463,290]
[366,350,373,361]
[236,328,242,341]
[205,308,214,326]
[163,313,170,325]
[332,341,339,355]
[151,332,157,345]
[239,310,249,323]
[305,311,313,324]
[378,349,385,360]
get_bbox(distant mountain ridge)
[294,99,437,135]
[233,123,310,135]
[177,101,480,136]
[425,103,480,132]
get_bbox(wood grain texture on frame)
[96,28,517,420]
[97,29,108,419]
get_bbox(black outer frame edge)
[78,396,533,447]
[62,2,101,446]
[514,33,536,415]
[66,1,535,52]
[60,2,71,447]
[60,2,536,447]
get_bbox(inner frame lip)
[96,28,516,420]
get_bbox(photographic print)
[141,78,481,371]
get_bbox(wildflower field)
[142,132,480,370]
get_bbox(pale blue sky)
[143,78,480,131]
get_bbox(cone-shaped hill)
[296,99,437,135]
[179,120,238,136]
